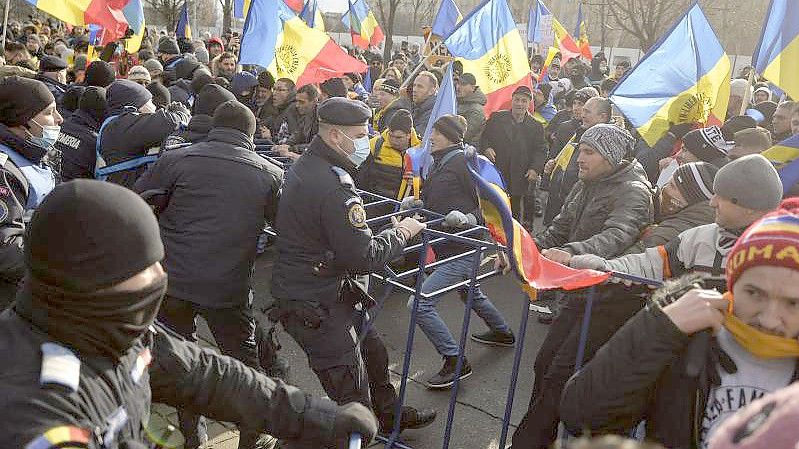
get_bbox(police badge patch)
[348,203,367,228]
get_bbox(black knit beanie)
[146,82,171,109]
[433,114,467,144]
[190,69,214,94]
[107,79,153,111]
[85,60,116,87]
[61,85,86,114]
[25,179,164,292]
[157,36,180,55]
[0,76,55,127]
[195,83,236,116]
[388,109,413,134]
[175,58,201,81]
[213,100,256,137]
[78,86,108,124]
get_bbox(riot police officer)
[271,98,436,441]
[0,179,377,448]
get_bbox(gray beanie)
[579,124,634,167]
[713,154,783,211]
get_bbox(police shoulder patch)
[39,343,81,393]
[331,166,354,188]
[348,202,367,228]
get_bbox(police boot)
[378,406,437,434]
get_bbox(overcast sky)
[318,0,349,13]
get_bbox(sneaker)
[426,356,472,389]
[471,329,515,347]
[379,406,437,434]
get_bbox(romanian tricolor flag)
[431,0,462,38]
[465,151,610,299]
[121,0,145,53]
[753,0,799,101]
[239,0,366,87]
[444,0,532,116]
[236,0,302,21]
[762,134,799,194]
[552,16,581,63]
[609,4,730,147]
[574,3,592,60]
[175,2,191,40]
[344,0,385,49]
[299,0,325,31]
[25,0,139,43]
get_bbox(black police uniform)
[133,126,283,448]
[0,308,340,448]
[57,108,103,181]
[270,99,409,432]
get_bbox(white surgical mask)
[28,119,61,150]
[338,129,371,167]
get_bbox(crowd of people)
[1,13,799,449]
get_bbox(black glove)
[334,402,377,448]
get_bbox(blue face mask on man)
[337,129,371,168]
[28,119,61,150]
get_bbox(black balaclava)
[15,180,166,359]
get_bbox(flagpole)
[400,40,443,89]
[1,0,10,52]
[739,69,756,116]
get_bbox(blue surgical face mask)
[338,129,371,168]
[28,119,61,150]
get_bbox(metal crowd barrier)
[254,144,668,449]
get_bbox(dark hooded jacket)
[57,110,103,181]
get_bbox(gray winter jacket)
[535,160,653,258]
[457,88,486,146]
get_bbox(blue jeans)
[411,255,510,357]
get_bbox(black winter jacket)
[133,128,283,308]
[99,107,189,188]
[561,304,799,449]
[536,160,653,258]
[480,110,548,196]
[57,110,102,181]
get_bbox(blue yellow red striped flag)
[175,2,191,40]
[609,4,730,147]
[342,0,384,49]
[25,0,137,43]
[574,3,592,60]
[464,151,610,298]
[762,134,799,194]
[753,0,799,101]
[444,0,532,116]
[239,0,366,87]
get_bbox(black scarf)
[15,275,167,359]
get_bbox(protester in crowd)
[274,83,320,156]
[455,72,486,147]
[610,58,631,81]
[411,71,438,136]
[57,86,106,181]
[753,85,771,104]
[231,71,259,107]
[561,197,799,448]
[372,78,410,133]
[772,101,796,142]
[403,114,515,389]
[97,79,189,188]
[168,58,202,107]
[730,127,772,160]
[657,126,731,178]
[214,51,238,81]
[207,36,224,60]
[588,52,608,85]
[0,76,61,303]
[254,70,276,129]
[480,86,548,224]
[359,109,418,211]
[319,77,348,101]
[342,72,368,102]
[127,64,151,86]
[544,91,608,224]
[262,78,298,142]
[381,66,403,84]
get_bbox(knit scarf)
[723,292,799,359]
